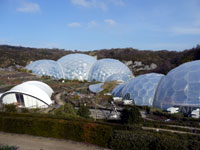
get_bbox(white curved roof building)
[153,60,200,110]
[57,53,97,81]
[88,59,133,82]
[0,81,54,108]
[121,73,164,106]
[26,59,65,79]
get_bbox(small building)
[191,109,200,119]
[167,107,179,114]
[123,99,134,105]
[113,97,122,102]
[0,81,54,108]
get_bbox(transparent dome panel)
[112,84,126,97]
[26,60,64,79]
[153,60,200,110]
[121,73,164,106]
[105,73,133,82]
[88,58,133,82]
[89,83,104,93]
[57,54,97,81]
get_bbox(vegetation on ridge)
[0,44,200,75]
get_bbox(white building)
[191,109,200,119]
[0,81,54,108]
[167,107,179,114]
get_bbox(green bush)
[54,103,77,116]
[110,130,190,150]
[120,105,142,124]
[20,108,29,113]
[3,104,17,113]
[0,144,18,150]
[77,105,91,119]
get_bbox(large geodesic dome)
[57,54,97,81]
[26,60,65,79]
[121,73,164,106]
[112,83,126,97]
[153,60,200,110]
[88,59,133,82]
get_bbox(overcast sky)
[0,0,200,51]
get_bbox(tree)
[54,103,76,116]
[77,105,91,119]
[120,105,142,124]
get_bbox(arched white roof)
[1,81,53,106]
[22,81,53,97]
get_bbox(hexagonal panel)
[153,60,200,110]
[121,73,164,106]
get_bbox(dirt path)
[142,127,200,135]
[0,132,108,150]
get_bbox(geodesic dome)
[105,73,132,82]
[89,83,104,93]
[153,60,200,110]
[121,73,164,106]
[112,84,126,97]
[57,54,96,81]
[26,60,64,79]
[88,59,133,82]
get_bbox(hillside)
[0,44,200,75]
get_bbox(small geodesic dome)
[112,83,126,97]
[121,73,164,106]
[57,54,97,81]
[26,59,65,79]
[153,60,200,110]
[89,83,104,93]
[105,73,132,83]
[88,59,133,82]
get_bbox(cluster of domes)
[26,54,133,82]
[112,60,200,111]
[112,73,164,106]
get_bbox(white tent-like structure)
[0,81,54,108]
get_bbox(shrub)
[120,105,142,124]
[0,114,113,148]
[20,108,29,113]
[54,103,77,116]
[0,144,18,150]
[77,105,91,119]
[110,130,188,150]
[3,104,17,113]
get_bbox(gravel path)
[0,132,108,150]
